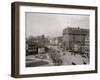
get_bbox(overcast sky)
[26,12,89,38]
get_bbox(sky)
[26,12,89,38]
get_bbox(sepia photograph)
[11,2,97,77]
[25,12,90,67]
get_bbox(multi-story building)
[84,34,89,56]
[62,27,89,53]
[26,35,49,56]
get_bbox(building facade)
[62,27,89,53]
[26,35,49,56]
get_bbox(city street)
[47,45,89,65]
[26,44,89,67]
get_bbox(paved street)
[62,52,84,65]
[26,45,89,67]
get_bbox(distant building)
[62,27,89,53]
[36,35,50,45]
[57,36,62,44]
[49,38,58,45]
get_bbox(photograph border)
[11,2,98,78]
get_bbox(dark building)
[26,42,38,55]
[26,35,49,56]
[62,27,89,53]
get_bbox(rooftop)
[63,27,89,35]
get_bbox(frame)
[11,2,98,78]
